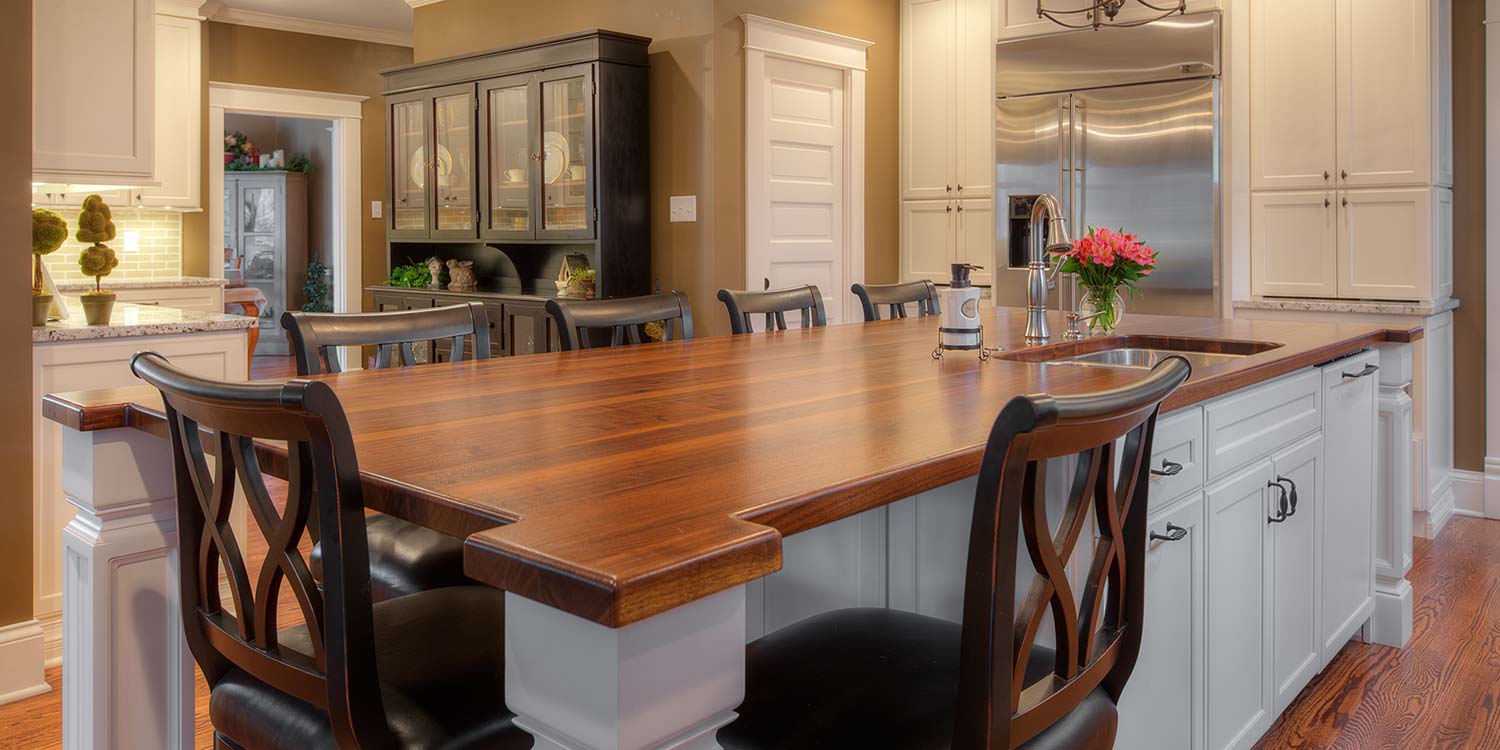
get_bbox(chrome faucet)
[1025,194,1075,344]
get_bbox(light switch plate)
[371,201,383,219]
[669,195,697,223]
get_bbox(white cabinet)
[900,200,956,283]
[1336,188,1438,300]
[956,199,994,285]
[900,0,955,201]
[1117,492,1206,750]
[995,0,1220,40]
[1206,461,1276,750]
[1249,0,1337,191]
[142,9,204,210]
[1335,0,1444,189]
[33,0,156,184]
[1270,435,1323,715]
[1250,192,1337,298]
[1319,351,1379,662]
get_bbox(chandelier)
[1037,0,1187,30]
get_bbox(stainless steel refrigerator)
[992,13,1221,317]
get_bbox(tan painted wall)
[183,23,413,311]
[413,0,900,336]
[1454,0,1485,472]
[0,0,33,627]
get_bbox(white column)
[1371,342,1415,648]
[60,425,193,750]
[505,587,747,750]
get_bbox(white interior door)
[749,56,847,325]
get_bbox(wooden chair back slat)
[545,291,694,352]
[851,280,941,322]
[282,303,492,374]
[716,286,827,334]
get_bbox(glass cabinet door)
[537,65,594,239]
[240,185,281,331]
[390,96,430,238]
[481,75,536,240]
[432,86,476,237]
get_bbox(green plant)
[75,195,118,294]
[388,262,431,288]
[570,268,597,283]
[287,154,313,174]
[225,153,313,173]
[31,209,67,295]
[302,259,331,312]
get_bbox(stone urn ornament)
[76,195,120,326]
[31,208,67,326]
[425,256,445,289]
[447,259,477,291]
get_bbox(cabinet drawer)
[1205,369,1321,482]
[1149,406,1205,511]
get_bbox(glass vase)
[1080,285,1125,335]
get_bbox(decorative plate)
[408,144,455,191]
[543,131,570,184]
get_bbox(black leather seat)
[309,513,465,601]
[718,608,1116,750]
[211,586,531,750]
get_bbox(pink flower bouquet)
[1050,227,1158,333]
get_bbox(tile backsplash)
[42,209,183,285]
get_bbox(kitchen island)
[42,309,1416,750]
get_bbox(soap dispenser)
[938,263,983,352]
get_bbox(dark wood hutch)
[371,30,651,356]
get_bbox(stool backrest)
[545,291,694,351]
[851,280,941,322]
[282,303,492,375]
[131,351,396,749]
[954,357,1191,749]
[717,285,827,334]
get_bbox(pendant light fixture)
[1037,0,1187,30]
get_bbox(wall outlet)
[669,195,697,223]
[371,200,383,219]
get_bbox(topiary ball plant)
[31,209,67,295]
[76,195,119,294]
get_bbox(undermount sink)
[995,335,1283,370]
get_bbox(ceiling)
[213,0,414,36]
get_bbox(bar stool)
[545,291,694,351]
[717,285,827,334]
[281,304,492,601]
[851,280,942,322]
[130,352,531,750]
[718,357,1192,750]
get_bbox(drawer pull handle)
[1150,459,1184,477]
[1277,476,1299,517]
[1150,523,1189,543]
[1342,364,1379,380]
[1267,481,1289,524]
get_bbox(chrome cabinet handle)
[1268,481,1289,524]
[1277,476,1299,517]
[1342,363,1379,380]
[1150,459,1184,477]
[1150,523,1189,543]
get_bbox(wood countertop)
[42,309,1419,627]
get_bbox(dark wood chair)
[545,291,694,351]
[130,352,531,750]
[717,285,827,334]
[851,280,941,322]
[281,305,493,601]
[718,357,1193,750]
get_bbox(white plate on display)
[408,144,455,191]
[543,131,570,184]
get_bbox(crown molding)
[208,6,414,48]
[406,0,449,8]
[157,0,211,20]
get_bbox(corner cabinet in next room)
[224,171,309,356]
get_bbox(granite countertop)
[54,276,228,293]
[34,298,255,344]
[1234,296,1460,316]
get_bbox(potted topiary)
[75,195,120,325]
[31,208,67,326]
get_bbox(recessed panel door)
[480,74,537,241]
[431,84,477,239]
[389,95,431,239]
[537,65,595,241]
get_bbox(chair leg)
[214,732,248,750]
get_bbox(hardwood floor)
[249,354,296,381]
[2,512,1496,748]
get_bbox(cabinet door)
[954,0,993,201]
[1250,0,1337,190]
[1320,352,1378,663]
[142,13,202,210]
[901,0,956,201]
[1337,188,1432,300]
[1436,187,1453,299]
[1117,492,1206,750]
[1250,191,1337,298]
[1206,462,1275,750]
[1336,0,1432,187]
[956,199,994,286]
[430,84,478,239]
[1270,434,1323,715]
[480,74,538,241]
[900,200,955,284]
[389,95,432,240]
[506,301,556,357]
[537,65,596,240]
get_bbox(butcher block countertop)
[42,309,1420,627]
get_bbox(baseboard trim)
[0,620,51,706]
[1452,469,1485,516]
[1484,457,1500,519]
[39,610,61,668]
[1371,579,1414,649]
[1415,484,1457,539]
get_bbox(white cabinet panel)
[1250,191,1337,298]
[1149,406,1205,511]
[956,198,994,286]
[900,0,956,200]
[1204,369,1321,483]
[1117,492,1206,750]
[142,13,202,210]
[1335,0,1432,187]
[1250,0,1337,190]
[1206,461,1276,750]
[901,200,956,285]
[1436,187,1453,299]
[1270,435,1323,714]
[955,0,993,200]
[1319,351,1378,662]
[1337,188,1432,300]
